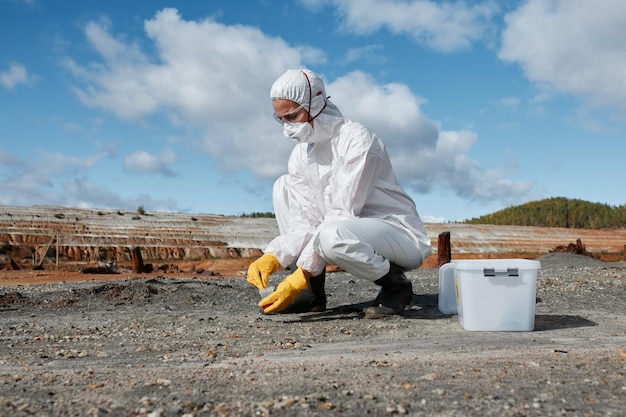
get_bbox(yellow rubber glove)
[246,254,280,290]
[259,268,308,314]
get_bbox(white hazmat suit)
[264,69,432,281]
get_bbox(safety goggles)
[273,104,305,124]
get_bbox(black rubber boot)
[281,270,327,313]
[364,263,413,318]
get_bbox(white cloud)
[63,178,178,212]
[62,7,535,210]
[329,70,439,149]
[0,147,24,167]
[64,7,308,179]
[65,8,304,121]
[295,45,328,65]
[422,214,446,224]
[300,0,499,52]
[328,71,533,204]
[0,147,177,210]
[0,148,107,207]
[499,96,520,109]
[343,44,387,64]
[123,149,178,177]
[499,0,626,121]
[0,62,29,89]
[36,150,101,175]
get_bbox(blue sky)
[1,0,625,223]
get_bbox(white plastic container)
[438,262,458,314]
[439,259,541,331]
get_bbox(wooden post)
[56,231,59,269]
[437,231,451,267]
[623,245,626,262]
[131,246,144,273]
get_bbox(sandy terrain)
[0,258,253,287]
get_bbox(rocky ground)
[0,253,625,417]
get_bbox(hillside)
[2,205,625,275]
[467,197,626,228]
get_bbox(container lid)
[438,263,458,314]
[453,259,541,271]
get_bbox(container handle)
[483,268,519,277]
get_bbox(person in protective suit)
[247,69,432,318]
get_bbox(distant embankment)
[0,206,274,264]
[1,205,625,266]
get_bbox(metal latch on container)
[483,268,519,277]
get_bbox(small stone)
[156,378,171,386]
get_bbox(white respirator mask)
[282,121,315,144]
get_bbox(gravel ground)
[0,253,625,417]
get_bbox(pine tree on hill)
[465,197,626,229]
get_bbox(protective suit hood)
[270,69,342,119]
